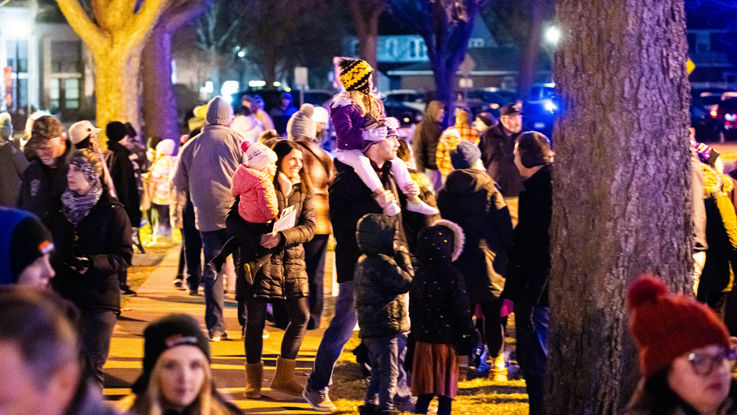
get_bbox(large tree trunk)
[359,31,379,72]
[94,45,143,144]
[546,0,692,413]
[143,27,179,141]
[516,0,545,99]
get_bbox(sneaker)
[209,332,229,342]
[172,278,183,288]
[120,285,137,296]
[263,328,269,339]
[188,288,198,296]
[358,403,377,415]
[302,388,337,412]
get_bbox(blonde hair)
[348,90,385,122]
[133,356,232,415]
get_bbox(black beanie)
[106,121,127,142]
[450,141,481,170]
[517,131,551,168]
[0,208,53,285]
[132,313,210,393]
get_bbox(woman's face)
[280,149,303,180]
[158,345,207,410]
[668,344,733,414]
[66,165,91,195]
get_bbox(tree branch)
[57,0,106,47]
[162,0,212,33]
[123,0,169,51]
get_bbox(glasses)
[687,347,737,376]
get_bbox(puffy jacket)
[353,214,413,339]
[47,191,133,312]
[247,180,315,299]
[231,164,278,223]
[437,168,513,303]
[412,100,444,171]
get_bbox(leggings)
[479,298,505,358]
[245,296,309,363]
[415,394,452,415]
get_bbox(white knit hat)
[155,139,176,157]
[286,104,316,139]
[242,141,277,171]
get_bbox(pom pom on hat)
[241,141,250,153]
[627,274,667,309]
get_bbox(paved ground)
[103,244,340,414]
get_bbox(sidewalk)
[103,244,337,414]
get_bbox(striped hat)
[339,59,373,93]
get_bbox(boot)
[490,354,507,382]
[271,357,304,396]
[373,189,401,216]
[245,362,263,399]
[406,196,439,215]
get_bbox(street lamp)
[545,26,561,47]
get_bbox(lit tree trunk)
[57,0,167,145]
[142,0,212,141]
[547,0,692,413]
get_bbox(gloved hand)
[383,117,399,130]
[362,126,388,142]
[67,256,91,275]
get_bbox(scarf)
[61,156,103,226]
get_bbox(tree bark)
[547,0,692,413]
[349,0,385,71]
[142,27,178,141]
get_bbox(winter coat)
[329,159,409,283]
[330,94,375,151]
[47,191,133,312]
[150,155,176,206]
[478,123,522,197]
[231,164,278,224]
[410,252,475,345]
[504,164,552,306]
[231,114,264,143]
[622,380,737,415]
[67,381,119,415]
[107,141,142,226]
[293,137,334,235]
[17,141,73,218]
[270,105,298,135]
[0,141,28,207]
[247,180,316,299]
[412,101,444,171]
[354,214,413,339]
[437,168,513,304]
[172,96,243,232]
[436,123,480,176]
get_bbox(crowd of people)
[0,56,736,415]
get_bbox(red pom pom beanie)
[627,274,730,376]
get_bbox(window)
[409,40,417,59]
[65,79,80,109]
[49,79,60,109]
[6,39,28,73]
[51,41,82,73]
[385,38,397,58]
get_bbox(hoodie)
[172,97,244,232]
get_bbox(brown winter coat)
[247,180,316,299]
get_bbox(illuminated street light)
[545,26,561,46]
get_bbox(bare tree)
[194,0,245,97]
[56,0,167,144]
[142,0,212,141]
[390,0,489,122]
[348,0,388,70]
[547,0,692,413]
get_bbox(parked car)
[384,99,423,128]
[383,90,427,113]
[714,98,737,141]
[690,88,737,141]
[522,83,559,138]
[232,88,334,114]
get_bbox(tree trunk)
[143,26,179,141]
[94,45,143,147]
[546,0,691,413]
[516,0,545,99]
[432,61,454,126]
[359,32,379,72]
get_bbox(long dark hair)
[272,140,311,195]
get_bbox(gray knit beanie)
[287,104,316,140]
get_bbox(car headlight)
[543,99,557,113]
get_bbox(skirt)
[411,341,460,398]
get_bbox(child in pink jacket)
[209,141,278,273]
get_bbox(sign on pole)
[295,66,309,87]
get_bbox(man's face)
[0,342,75,415]
[500,114,522,134]
[35,136,66,167]
[435,108,445,123]
[375,137,399,162]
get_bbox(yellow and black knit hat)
[339,59,373,93]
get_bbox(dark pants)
[245,296,309,363]
[416,394,452,415]
[182,196,202,290]
[217,217,271,265]
[200,229,229,337]
[79,309,117,390]
[176,245,185,279]
[364,334,402,411]
[515,303,549,415]
[479,297,505,358]
[304,234,329,329]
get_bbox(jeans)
[200,229,229,337]
[364,335,402,410]
[182,196,202,290]
[245,297,309,363]
[79,309,117,390]
[304,234,329,329]
[306,281,412,402]
[514,303,549,415]
[307,280,358,391]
